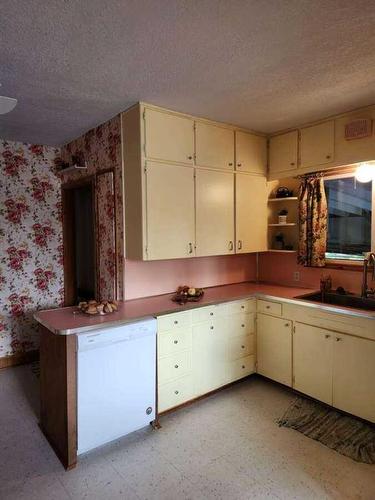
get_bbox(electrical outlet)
[293,271,300,282]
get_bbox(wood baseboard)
[0,349,39,370]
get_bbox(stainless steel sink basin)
[296,291,375,311]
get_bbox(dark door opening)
[62,180,96,305]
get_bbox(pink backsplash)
[258,253,363,294]
[124,254,257,300]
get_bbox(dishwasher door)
[77,319,156,455]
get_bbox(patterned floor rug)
[277,397,375,464]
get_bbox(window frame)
[324,171,375,267]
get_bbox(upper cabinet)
[145,162,195,260]
[235,131,267,175]
[268,131,298,175]
[235,174,267,253]
[300,121,334,169]
[195,122,234,170]
[195,169,235,257]
[144,108,194,165]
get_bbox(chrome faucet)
[361,252,375,298]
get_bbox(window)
[324,175,373,261]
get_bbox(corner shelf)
[268,197,298,202]
[268,223,297,227]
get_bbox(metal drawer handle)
[237,163,242,167]
[174,320,178,324]
[175,390,179,395]
[174,340,178,344]
[325,334,330,339]
[229,240,234,251]
[174,364,179,368]
[210,326,214,330]
[238,240,242,250]
[210,312,214,316]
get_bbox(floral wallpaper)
[61,114,124,301]
[96,171,116,301]
[0,140,63,358]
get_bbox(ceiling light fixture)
[0,84,17,114]
[355,162,375,183]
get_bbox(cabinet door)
[192,321,228,396]
[195,169,235,256]
[235,174,267,253]
[146,162,195,260]
[195,122,234,170]
[300,121,334,168]
[235,131,267,174]
[269,131,298,175]
[293,323,333,405]
[333,334,375,423]
[144,108,194,165]
[257,313,292,386]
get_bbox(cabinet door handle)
[238,240,243,250]
[326,155,331,159]
[242,365,245,369]
[210,326,214,330]
[241,345,245,349]
[284,323,289,327]
[174,364,179,369]
[237,163,242,167]
[266,305,270,309]
[336,337,342,342]
[229,162,233,166]
[241,324,245,328]
[210,312,214,316]
[174,320,178,324]
[174,340,178,344]
[187,155,193,160]
[175,390,179,395]
[325,334,330,339]
[229,241,234,251]
[188,242,193,254]
[290,162,295,166]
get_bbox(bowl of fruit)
[172,286,204,304]
[77,300,118,315]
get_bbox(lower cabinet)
[333,333,375,423]
[257,313,292,387]
[293,323,333,405]
[157,299,256,413]
[293,322,375,423]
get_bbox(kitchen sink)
[296,291,375,311]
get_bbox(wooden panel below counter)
[39,325,77,470]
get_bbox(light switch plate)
[293,271,300,282]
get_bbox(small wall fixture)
[355,162,375,183]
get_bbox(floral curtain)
[298,174,328,267]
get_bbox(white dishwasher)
[77,318,156,455]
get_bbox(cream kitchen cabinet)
[195,169,235,256]
[143,107,195,165]
[293,323,333,405]
[235,173,267,253]
[195,121,234,170]
[333,333,375,423]
[192,319,228,396]
[256,312,292,387]
[268,130,298,176]
[300,121,334,169]
[235,131,267,174]
[145,162,195,260]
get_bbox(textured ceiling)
[1,0,375,145]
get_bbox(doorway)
[62,179,96,305]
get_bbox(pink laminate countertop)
[34,281,375,335]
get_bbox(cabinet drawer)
[158,327,192,357]
[158,350,191,384]
[227,299,255,315]
[157,311,192,332]
[192,304,226,324]
[227,313,255,336]
[257,299,282,316]
[228,355,255,382]
[228,334,255,360]
[158,375,195,413]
